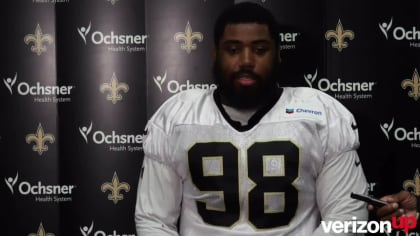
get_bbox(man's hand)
[368,190,417,221]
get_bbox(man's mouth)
[234,73,257,86]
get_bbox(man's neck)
[213,86,283,131]
[221,104,258,126]
[219,85,279,110]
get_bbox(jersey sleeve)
[312,150,368,235]
[319,92,360,157]
[134,91,195,235]
[135,156,182,236]
[313,91,368,235]
[135,121,182,235]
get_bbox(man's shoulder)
[284,87,335,103]
[283,87,351,113]
[155,88,210,112]
[147,89,215,132]
[172,88,211,101]
[279,86,356,129]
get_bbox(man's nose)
[239,48,255,68]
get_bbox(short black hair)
[213,2,280,48]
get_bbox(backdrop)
[1,0,419,235]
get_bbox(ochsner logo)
[5,172,75,202]
[379,18,393,40]
[153,71,167,93]
[379,118,394,140]
[153,71,217,94]
[77,21,91,44]
[304,68,376,100]
[80,221,135,236]
[3,72,17,94]
[379,17,420,47]
[279,32,300,50]
[77,21,147,52]
[79,122,93,143]
[4,172,19,194]
[2,73,74,96]
[79,122,143,152]
[380,118,420,148]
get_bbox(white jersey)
[135,87,368,236]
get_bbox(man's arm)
[135,157,182,236]
[312,150,368,236]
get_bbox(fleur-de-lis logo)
[3,72,17,94]
[101,172,130,204]
[401,69,420,101]
[4,172,19,194]
[174,21,203,54]
[304,69,318,88]
[153,71,167,93]
[379,118,394,140]
[403,169,420,196]
[99,73,129,104]
[28,222,55,236]
[80,221,94,236]
[24,24,54,56]
[325,19,354,52]
[25,123,55,155]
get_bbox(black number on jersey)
[188,142,239,226]
[188,141,299,229]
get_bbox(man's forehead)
[221,23,272,43]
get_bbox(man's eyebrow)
[221,39,242,45]
[221,39,272,45]
[251,39,271,44]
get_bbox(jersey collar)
[213,87,283,132]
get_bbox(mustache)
[231,69,261,81]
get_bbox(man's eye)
[227,47,239,54]
[254,47,268,54]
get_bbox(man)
[369,190,417,221]
[135,2,368,235]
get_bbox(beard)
[212,58,279,109]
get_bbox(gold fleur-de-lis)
[28,222,55,236]
[25,123,55,156]
[99,73,129,104]
[325,20,354,52]
[101,172,130,204]
[174,21,204,54]
[401,68,420,101]
[24,24,54,56]
[403,169,420,196]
